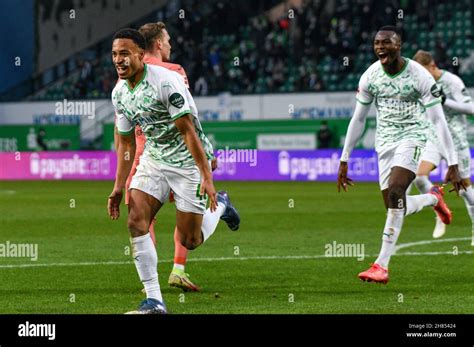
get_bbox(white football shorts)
[378,141,424,191]
[129,156,208,214]
[420,140,471,179]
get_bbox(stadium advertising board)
[0,125,80,151]
[103,119,351,150]
[1,89,473,124]
[0,151,113,180]
[0,100,113,141]
[1,150,467,182]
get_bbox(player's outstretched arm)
[439,85,473,115]
[426,103,465,193]
[108,132,136,219]
[175,114,217,212]
[337,102,370,192]
[443,99,474,115]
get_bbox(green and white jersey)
[112,64,214,168]
[437,70,472,151]
[356,58,442,153]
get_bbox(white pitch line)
[0,260,133,269]
[394,237,471,253]
[394,250,474,256]
[0,247,472,269]
[0,255,330,268]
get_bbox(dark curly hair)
[112,28,146,50]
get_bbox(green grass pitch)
[0,180,473,314]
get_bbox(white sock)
[173,263,185,272]
[131,233,163,302]
[414,175,433,194]
[375,209,404,269]
[460,185,474,205]
[201,202,226,242]
[405,194,438,216]
[406,181,414,195]
[460,186,474,231]
[467,205,474,229]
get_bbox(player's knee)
[180,235,201,250]
[127,213,148,237]
[388,185,405,206]
[183,239,200,250]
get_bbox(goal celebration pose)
[108,28,240,313]
[337,26,464,284]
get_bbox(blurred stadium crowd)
[8,0,474,101]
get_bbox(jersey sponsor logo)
[169,93,185,108]
[430,84,442,98]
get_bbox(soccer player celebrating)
[114,22,220,292]
[412,50,474,243]
[337,26,464,284]
[108,28,240,313]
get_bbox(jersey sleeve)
[115,109,134,135]
[112,91,134,135]
[451,75,472,103]
[162,72,192,121]
[355,70,374,105]
[417,66,442,108]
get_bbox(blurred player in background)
[108,28,240,314]
[139,22,221,292]
[338,26,463,284]
[413,50,474,243]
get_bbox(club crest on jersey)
[430,84,442,98]
[169,93,185,108]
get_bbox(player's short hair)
[112,28,146,50]
[413,50,434,66]
[377,25,402,40]
[139,22,167,51]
